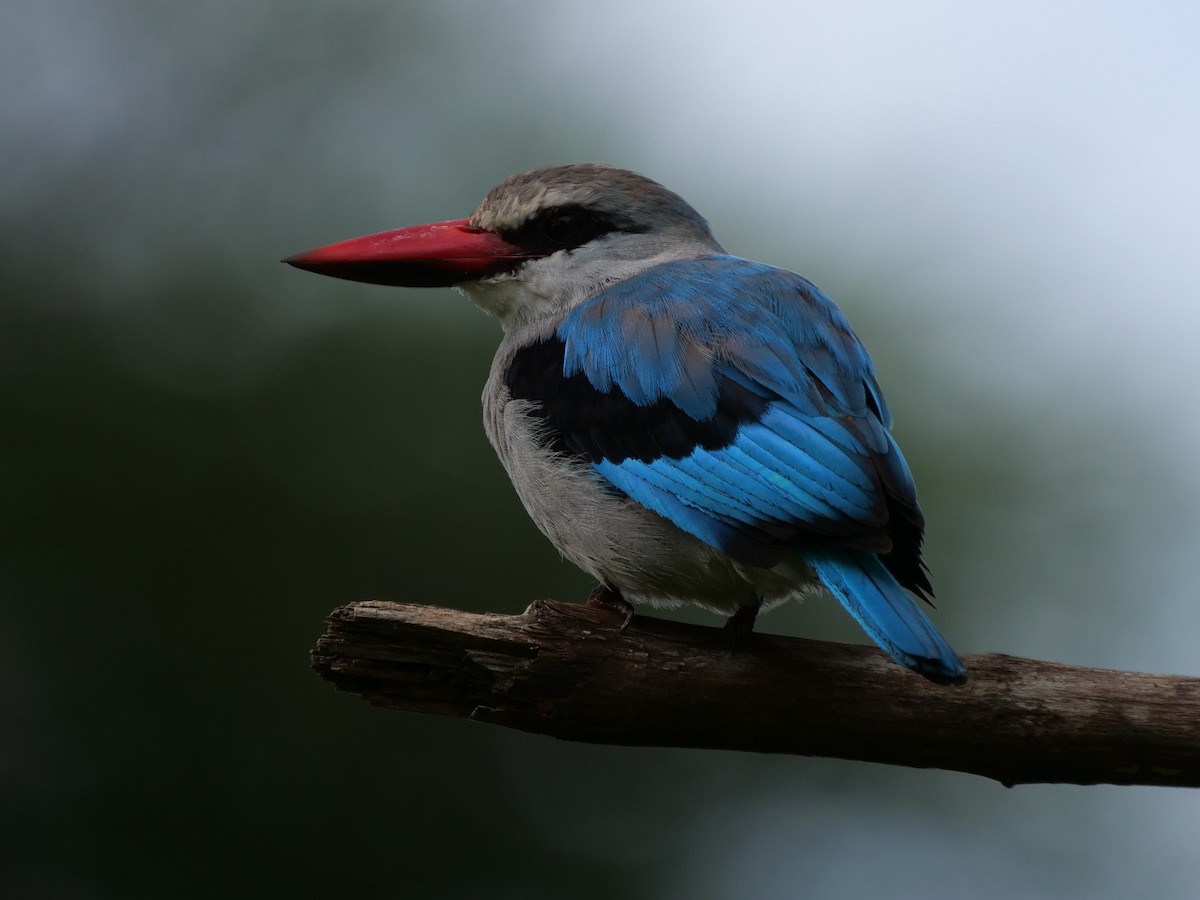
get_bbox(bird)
[285,164,967,685]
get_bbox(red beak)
[283,218,536,288]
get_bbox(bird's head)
[285,164,723,329]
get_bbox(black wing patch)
[504,336,769,464]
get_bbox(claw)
[585,584,635,631]
[723,602,761,650]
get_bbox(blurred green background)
[4,2,1199,898]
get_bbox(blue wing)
[510,255,924,582]
[505,254,964,682]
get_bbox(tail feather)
[802,549,967,685]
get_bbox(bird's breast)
[481,351,810,613]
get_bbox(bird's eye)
[540,211,586,246]
[502,205,625,254]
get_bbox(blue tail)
[802,549,967,685]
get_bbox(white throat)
[462,235,723,331]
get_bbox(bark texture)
[311,599,1200,787]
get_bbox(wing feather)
[507,254,926,586]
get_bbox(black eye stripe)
[542,211,585,244]
[500,204,645,255]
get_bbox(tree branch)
[311,599,1200,787]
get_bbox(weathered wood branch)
[311,599,1200,787]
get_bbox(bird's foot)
[586,585,635,631]
[723,603,761,651]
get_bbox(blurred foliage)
[3,2,1198,899]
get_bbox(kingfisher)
[286,164,967,685]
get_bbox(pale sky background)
[4,2,1199,898]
